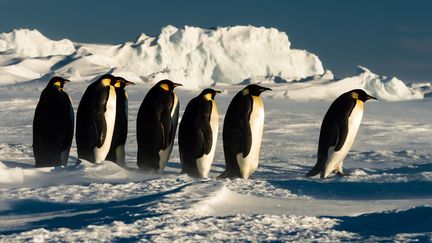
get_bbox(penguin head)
[200,88,221,100]
[156,80,182,92]
[98,74,116,87]
[49,76,70,89]
[241,84,272,96]
[349,89,377,102]
[113,76,135,89]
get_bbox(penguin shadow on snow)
[0,160,34,169]
[333,206,432,238]
[268,163,432,200]
[255,162,310,180]
[1,154,80,170]
[0,184,190,235]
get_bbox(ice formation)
[0,26,428,100]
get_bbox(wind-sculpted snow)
[0,83,431,241]
[0,27,427,100]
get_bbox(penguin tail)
[217,170,228,179]
[305,166,321,177]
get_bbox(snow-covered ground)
[0,81,431,241]
[0,25,431,241]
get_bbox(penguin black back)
[136,79,182,171]
[306,89,377,178]
[222,84,271,178]
[33,76,74,167]
[179,88,220,177]
[76,74,116,163]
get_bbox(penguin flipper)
[160,109,173,150]
[240,97,253,158]
[334,117,349,151]
[94,111,107,148]
[198,117,213,155]
[240,120,252,158]
[335,99,356,151]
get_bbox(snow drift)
[0,26,428,101]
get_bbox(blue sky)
[0,0,431,82]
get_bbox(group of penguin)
[33,74,376,179]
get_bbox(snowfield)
[0,26,431,241]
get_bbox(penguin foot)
[335,171,345,177]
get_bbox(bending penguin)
[76,74,119,163]
[106,76,135,167]
[33,76,74,167]
[136,80,182,172]
[220,84,271,179]
[179,88,221,178]
[306,89,377,179]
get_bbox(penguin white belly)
[158,94,179,171]
[94,87,116,163]
[323,101,364,178]
[196,101,219,178]
[236,96,264,179]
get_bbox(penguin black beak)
[63,79,71,83]
[261,87,272,92]
[125,80,135,86]
[367,95,377,100]
[213,90,221,98]
[173,83,183,88]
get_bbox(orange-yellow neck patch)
[241,88,249,96]
[54,81,62,87]
[203,93,213,101]
[102,78,112,86]
[160,83,169,91]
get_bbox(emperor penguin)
[220,84,271,179]
[106,76,135,167]
[33,76,74,167]
[179,88,221,178]
[76,74,118,163]
[306,89,377,179]
[136,80,182,172]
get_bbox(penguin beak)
[261,87,272,92]
[125,80,135,86]
[173,83,183,88]
[213,90,221,98]
[63,79,71,83]
[367,95,377,100]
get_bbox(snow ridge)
[0,26,428,100]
